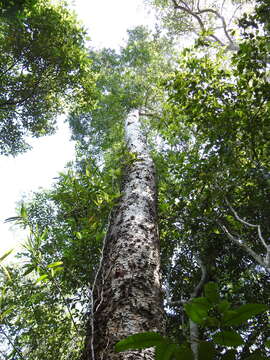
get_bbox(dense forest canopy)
[0,0,269,359]
[0,0,95,155]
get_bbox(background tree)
[0,0,95,155]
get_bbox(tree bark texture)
[83,110,165,360]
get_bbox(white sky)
[72,0,155,49]
[0,0,155,260]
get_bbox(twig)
[228,4,242,27]
[0,326,26,360]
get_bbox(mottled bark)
[83,110,165,360]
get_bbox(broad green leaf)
[198,341,216,360]
[205,316,220,327]
[184,298,211,324]
[204,282,219,304]
[222,310,238,324]
[265,340,270,348]
[213,331,244,347]
[173,343,193,360]
[115,332,166,352]
[35,274,48,284]
[217,300,231,314]
[223,304,268,326]
[155,343,180,360]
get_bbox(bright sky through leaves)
[0,0,155,257]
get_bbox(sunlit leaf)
[35,274,48,284]
[47,261,63,268]
[0,249,13,263]
[1,265,12,281]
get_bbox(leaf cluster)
[116,283,269,359]
[0,0,95,155]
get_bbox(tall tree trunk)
[83,110,165,360]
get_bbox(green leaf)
[23,265,36,276]
[35,274,48,284]
[75,232,82,239]
[217,300,231,314]
[198,341,216,360]
[85,168,90,177]
[115,332,166,352]
[204,316,220,327]
[0,249,13,263]
[184,297,211,324]
[204,282,220,304]
[265,340,270,349]
[20,204,27,219]
[47,261,64,268]
[174,343,193,360]
[0,307,14,322]
[1,265,12,281]
[213,331,244,347]
[155,343,180,360]
[223,304,268,326]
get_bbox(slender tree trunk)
[83,110,165,360]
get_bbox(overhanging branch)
[171,0,238,48]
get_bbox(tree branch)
[0,326,26,360]
[225,198,269,252]
[189,257,207,360]
[218,222,269,272]
[195,7,234,45]
[171,0,237,48]
[190,256,207,298]
[224,198,270,270]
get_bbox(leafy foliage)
[0,0,95,155]
[115,283,268,359]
